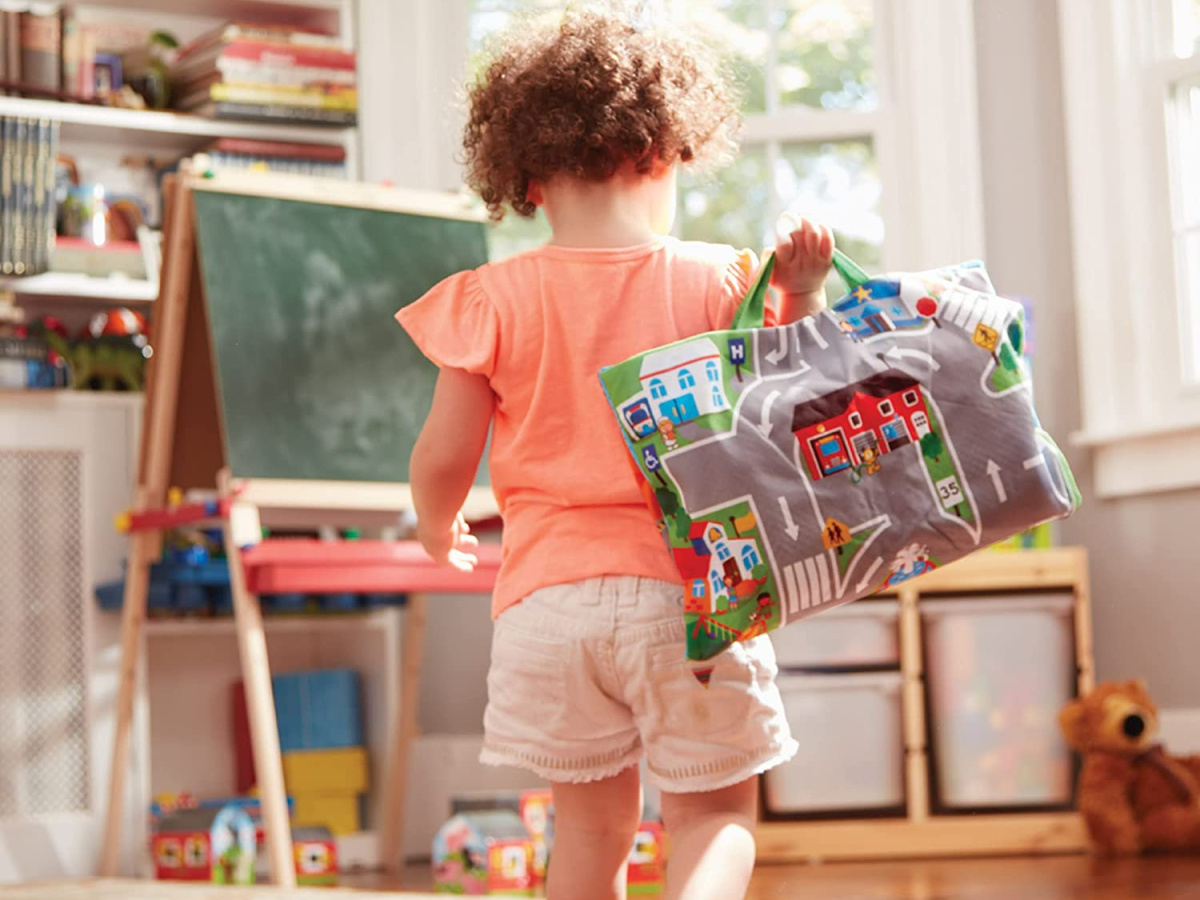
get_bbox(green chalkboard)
[192,188,489,484]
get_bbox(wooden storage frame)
[757,547,1093,863]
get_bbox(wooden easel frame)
[99,172,496,882]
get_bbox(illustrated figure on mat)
[658,417,680,450]
[397,10,834,900]
[887,543,935,587]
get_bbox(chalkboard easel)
[98,170,500,884]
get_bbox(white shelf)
[2,272,158,303]
[0,95,352,147]
[142,608,400,638]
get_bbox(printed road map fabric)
[599,252,1080,663]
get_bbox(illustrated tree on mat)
[921,432,945,463]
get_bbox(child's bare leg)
[547,765,642,900]
[661,776,758,900]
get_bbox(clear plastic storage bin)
[770,601,900,670]
[922,595,1075,809]
[764,672,905,814]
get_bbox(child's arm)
[410,366,494,571]
[771,215,835,325]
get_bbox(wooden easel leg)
[222,493,295,887]
[98,523,156,876]
[379,591,428,873]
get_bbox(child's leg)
[660,776,759,900]
[547,765,642,900]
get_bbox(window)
[676,1,883,294]
[848,411,863,429]
[878,400,893,417]
[649,378,667,399]
[706,360,720,383]
[711,573,724,595]
[457,1,984,276]
[904,390,919,406]
[1061,0,1200,495]
[741,545,760,570]
[678,368,696,390]
[716,544,732,562]
[712,385,725,408]
[692,580,706,598]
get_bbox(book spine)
[207,83,357,110]
[18,115,32,274]
[0,117,10,274]
[33,117,53,273]
[218,40,356,71]
[4,10,22,90]
[207,137,347,163]
[18,6,60,94]
[216,58,357,88]
[210,101,357,126]
[11,116,27,274]
[60,4,78,98]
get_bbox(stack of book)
[172,23,356,126]
[195,137,348,178]
[0,116,59,276]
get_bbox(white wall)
[973,0,1200,709]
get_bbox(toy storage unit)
[765,673,905,814]
[770,601,900,670]
[756,548,1093,863]
[922,596,1076,810]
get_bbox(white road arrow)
[987,459,1008,504]
[778,496,800,541]
[884,345,942,371]
[1024,454,1046,471]
[755,390,780,438]
[802,316,829,350]
[856,557,884,593]
[765,329,788,364]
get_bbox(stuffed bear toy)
[1059,680,1200,855]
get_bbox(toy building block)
[293,826,338,886]
[152,805,257,885]
[272,668,364,752]
[433,811,536,897]
[281,746,369,795]
[292,793,361,836]
[627,821,668,895]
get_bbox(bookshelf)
[0,95,354,147]
[0,0,359,305]
[0,270,157,302]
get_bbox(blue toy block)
[212,585,234,615]
[320,592,361,612]
[95,581,124,611]
[363,593,407,609]
[272,668,363,752]
[173,583,209,614]
[264,593,308,613]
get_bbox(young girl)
[398,11,834,900]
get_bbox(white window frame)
[1059,0,1200,497]
[360,0,985,270]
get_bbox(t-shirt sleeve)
[708,247,778,330]
[395,270,500,379]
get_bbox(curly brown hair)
[462,9,740,221]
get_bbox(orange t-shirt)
[396,237,768,617]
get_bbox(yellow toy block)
[282,746,368,794]
[293,793,361,836]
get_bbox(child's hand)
[418,512,480,572]
[770,214,835,322]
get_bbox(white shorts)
[480,575,797,793]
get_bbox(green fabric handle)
[729,248,872,331]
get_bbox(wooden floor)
[348,855,1200,899]
[6,857,1200,899]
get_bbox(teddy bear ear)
[1059,699,1087,751]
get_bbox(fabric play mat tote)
[599,250,1081,663]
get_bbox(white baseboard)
[1159,708,1200,755]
